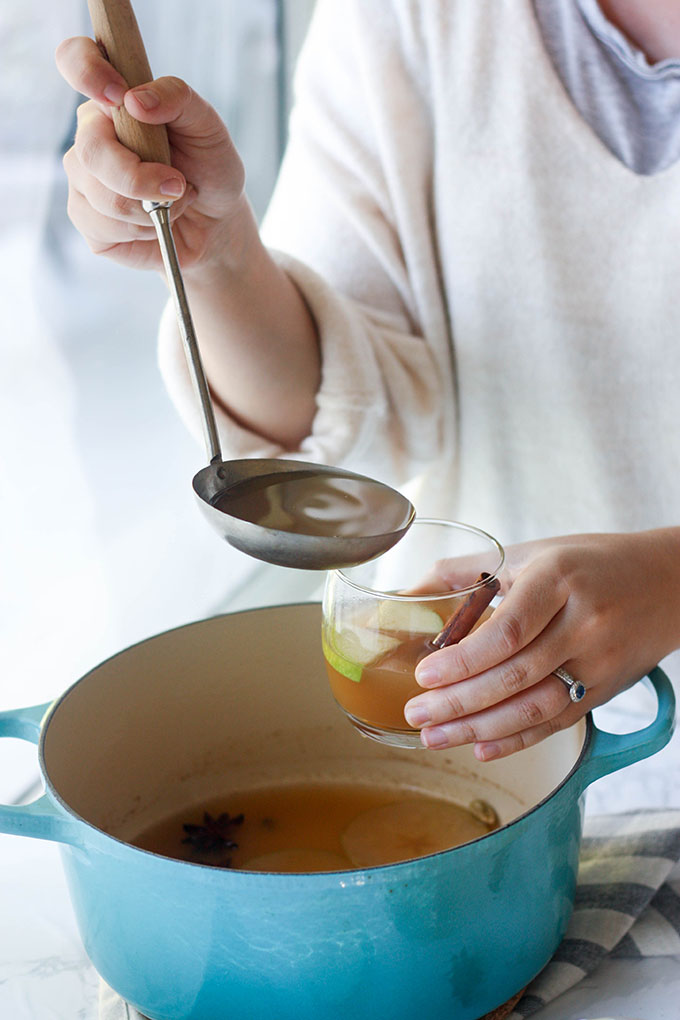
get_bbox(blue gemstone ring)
[553,666,586,703]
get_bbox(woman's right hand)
[56,35,320,448]
[55,36,248,275]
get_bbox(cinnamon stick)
[430,572,500,650]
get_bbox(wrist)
[182,196,261,292]
[642,526,680,656]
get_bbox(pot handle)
[0,702,82,846]
[576,666,676,792]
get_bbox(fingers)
[125,77,216,137]
[413,672,577,754]
[403,549,585,758]
[123,78,245,209]
[407,600,573,725]
[66,187,155,265]
[72,100,186,202]
[66,106,194,214]
[57,35,244,270]
[414,557,569,689]
[399,530,679,762]
[56,38,208,149]
[62,96,187,262]
[56,36,128,107]
[57,38,219,202]
[471,700,582,762]
[63,98,193,262]
[55,37,217,149]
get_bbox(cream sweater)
[159,0,680,550]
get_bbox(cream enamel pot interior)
[0,604,674,1020]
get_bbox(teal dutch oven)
[0,604,674,1020]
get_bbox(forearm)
[182,199,321,449]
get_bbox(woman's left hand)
[403,528,680,760]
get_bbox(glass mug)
[322,518,505,748]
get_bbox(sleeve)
[158,0,448,490]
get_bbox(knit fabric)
[159,0,680,553]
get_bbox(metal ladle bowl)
[193,457,416,570]
[88,0,415,570]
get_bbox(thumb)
[124,77,244,207]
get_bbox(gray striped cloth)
[509,809,680,1018]
[100,810,680,1020]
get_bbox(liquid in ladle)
[210,470,412,538]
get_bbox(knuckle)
[500,660,529,696]
[180,227,208,264]
[55,36,89,79]
[78,130,104,171]
[518,697,545,728]
[543,714,563,738]
[170,76,193,102]
[54,38,70,66]
[80,69,104,99]
[495,611,525,657]
[85,236,105,255]
[117,165,151,202]
[127,221,151,239]
[580,606,612,655]
[62,147,77,177]
[157,75,193,107]
[458,719,479,743]
[441,686,465,718]
[511,730,530,752]
[56,37,109,92]
[92,240,117,258]
[75,98,95,126]
[110,190,136,219]
[451,642,475,680]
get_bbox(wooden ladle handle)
[86,0,172,166]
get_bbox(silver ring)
[552,666,586,703]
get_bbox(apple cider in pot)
[131,782,499,872]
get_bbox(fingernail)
[476,742,501,761]
[415,665,440,687]
[103,83,126,106]
[160,178,184,197]
[404,704,431,727]
[420,727,449,749]
[131,87,160,110]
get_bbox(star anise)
[182,811,244,865]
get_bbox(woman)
[56,0,680,762]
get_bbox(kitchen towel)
[508,808,680,1018]
[99,809,680,1020]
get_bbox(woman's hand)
[404,528,680,760]
[55,36,247,274]
[55,36,320,448]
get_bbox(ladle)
[86,0,415,569]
